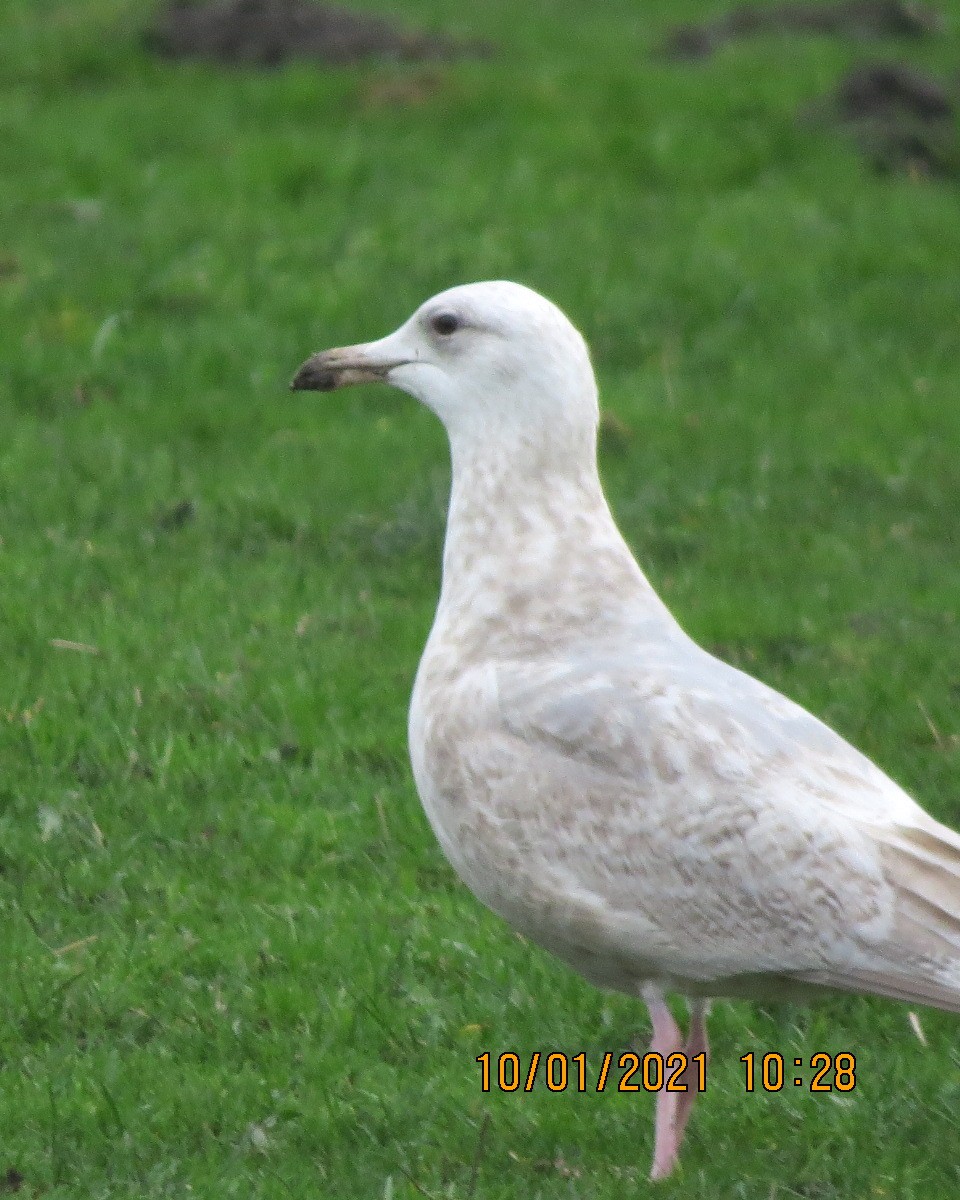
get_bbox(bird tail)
[798,815,960,1014]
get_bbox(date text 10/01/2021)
[476,1052,857,1094]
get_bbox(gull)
[292,281,960,1180]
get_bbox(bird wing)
[445,639,960,1008]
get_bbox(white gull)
[292,281,960,1179]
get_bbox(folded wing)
[471,638,960,1010]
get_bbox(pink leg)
[641,985,685,1181]
[674,998,710,1144]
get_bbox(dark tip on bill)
[290,358,340,392]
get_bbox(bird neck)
[433,429,669,656]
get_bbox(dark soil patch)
[815,62,957,177]
[835,59,952,120]
[661,0,940,61]
[146,0,490,66]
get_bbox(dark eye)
[430,311,461,336]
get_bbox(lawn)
[1,0,960,1196]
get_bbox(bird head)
[291,281,599,451]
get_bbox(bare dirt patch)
[146,0,490,66]
[661,0,940,61]
[816,61,957,176]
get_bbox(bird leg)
[641,985,685,1181]
[674,998,710,1145]
[641,989,710,1181]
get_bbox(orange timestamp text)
[476,1050,706,1094]
[740,1051,856,1092]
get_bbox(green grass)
[2,0,960,1195]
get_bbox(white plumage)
[292,280,960,1179]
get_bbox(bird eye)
[430,312,461,336]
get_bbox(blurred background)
[1,1,959,1196]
